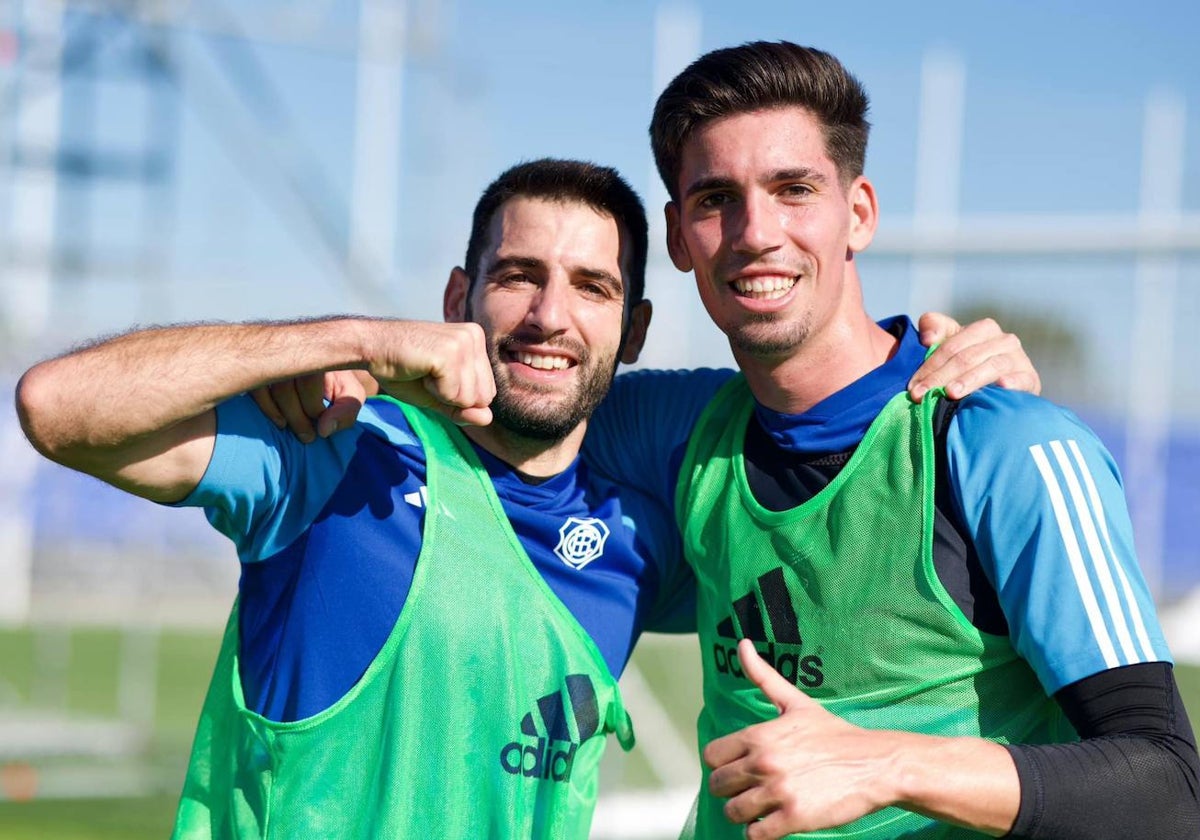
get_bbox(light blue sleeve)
[947,388,1173,695]
[583,368,734,513]
[179,394,368,562]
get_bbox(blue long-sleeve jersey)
[182,397,695,721]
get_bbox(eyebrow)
[486,256,545,276]
[683,167,830,199]
[486,256,624,292]
[577,267,624,294]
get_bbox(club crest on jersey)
[554,517,610,570]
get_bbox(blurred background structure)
[0,1,1197,837]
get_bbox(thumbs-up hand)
[701,640,895,839]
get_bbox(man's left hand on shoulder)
[908,313,1041,403]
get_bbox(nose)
[731,191,784,256]
[524,276,570,335]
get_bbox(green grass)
[0,628,1196,840]
[0,626,220,732]
[0,626,220,839]
[1176,662,1200,716]
[0,796,181,840]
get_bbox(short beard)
[728,313,812,358]
[488,338,615,442]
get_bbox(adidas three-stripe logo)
[713,568,824,688]
[1028,440,1158,669]
[718,567,802,643]
[499,674,598,783]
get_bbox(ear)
[619,300,653,365]
[444,267,471,322]
[664,202,693,272]
[846,176,879,254]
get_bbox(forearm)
[884,730,1019,836]
[891,670,1200,839]
[710,641,1024,838]
[16,318,373,495]
[19,319,369,451]
[1006,663,1200,840]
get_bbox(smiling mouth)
[732,276,796,301]
[506,350,574,371]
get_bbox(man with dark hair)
[650,41,870,195]
[585,40,1200,839]
[16,153,1037,838]
[16,158,668,838]
[464,158,650,310]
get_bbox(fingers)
[315,371,370,437]
[316,393,364,439]
[446,404,494,427]
[375,322,496,425]
[266,377,320,442]
[250,371,369,442]
[295,373,328,422]
[746,809,798,840]
[249,386,287,430]
[994,368,1041,397]
[908,319,1041,402]
[421,360,496,426]
[717,764,801,840]
[703,642,806,769]
[723,782,777,827]
[729,789,805,840]
[709,757,754,799]
[427,323,496,419]
[738,639,801,712]
[702,726,750,771]
[348,369,381,398]
[915,310,965,346]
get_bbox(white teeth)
[517,352,570,370]
[734,276,796,299]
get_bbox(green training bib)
[677,377,1071,839]
[173,400,633,839]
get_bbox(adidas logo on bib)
[500,674,599,783]
[713,567,824,688]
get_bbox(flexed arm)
[15,318,494,503]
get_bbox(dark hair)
[463,158,649,310]
[650,41,871,200]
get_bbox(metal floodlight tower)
[0,0,181,624]
[1,0,181,348]
[2,0,65,351]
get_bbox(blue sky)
[8,0,1200,387]
[1,0,1198,598]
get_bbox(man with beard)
[15,158,1036,839]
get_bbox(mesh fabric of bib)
[173,400,633,839]
[677,377,1072,839]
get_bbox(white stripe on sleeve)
[1029,443,1119,668]
[1067,440,1157,661]
[1048,441,1140,664]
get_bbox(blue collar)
[752,315,924,456]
